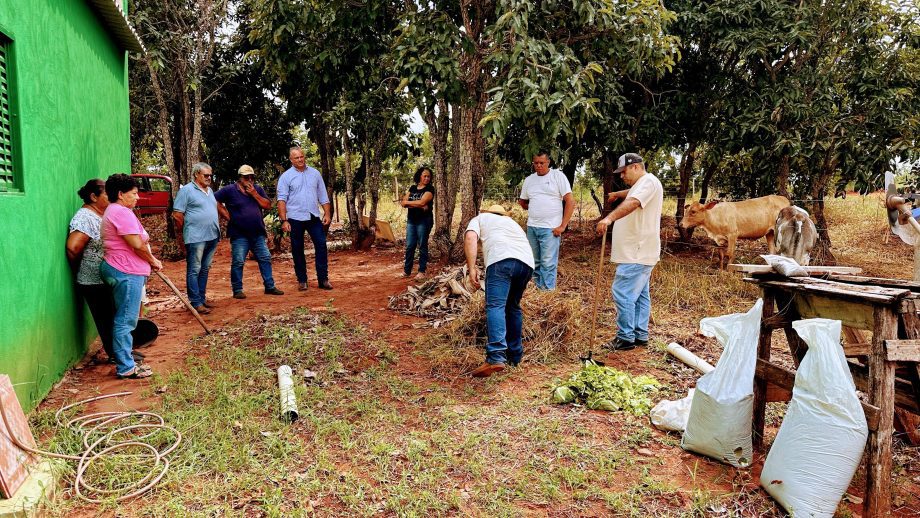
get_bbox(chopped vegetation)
[551,362,662,414]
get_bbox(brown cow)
[680,195,791,268]
[774,205,818,266]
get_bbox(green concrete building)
[0,0,143,410]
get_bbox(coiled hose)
[0,391,181,503]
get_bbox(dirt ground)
[37,211,920,516]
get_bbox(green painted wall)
[0,1,131,410]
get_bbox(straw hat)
[480,204,510,216]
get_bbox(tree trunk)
[425,100,453,260]
[312,120,338,224]
[449,99,486,262]
[364,125,389,250]
[601,153,627,216]
[699,164,717,203]
[676,142,698,241]
[807,155,838,265]
[777,154,790,198]
[343,133,360,229]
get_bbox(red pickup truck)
[132,174,173,216]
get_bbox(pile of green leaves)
[551,362,661,415]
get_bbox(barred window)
[0,37,16,192]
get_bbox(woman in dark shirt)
[401,166,435,279]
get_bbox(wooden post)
[753,289,775,450]
[865,306,897,517]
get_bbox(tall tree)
[130,0,231,187]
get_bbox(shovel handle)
[154,270,212,334]
[588,229,608,354]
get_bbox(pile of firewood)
[387,266,482,325]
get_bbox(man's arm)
[553,192,576,236]
[249,186,272,210]
[172,210,185,246]
[595,197,642,235]
[217,203,230,221]
[606,189,630,203]
[278,200,290,233]
[517,199,529,210]
[320,202,332,226]
[464,230,481,289]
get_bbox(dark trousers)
[289,216,329,283]
[76,283,115,358]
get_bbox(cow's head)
[680,200,719,228]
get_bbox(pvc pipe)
[666,342,715,375]
[277,365,299,423]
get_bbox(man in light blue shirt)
[277,146,332,290]
[173,162,221,313]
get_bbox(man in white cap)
[215,165,284,299]
[595,153,663,351]
[464,205,535,377]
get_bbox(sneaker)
[233,291,247,299]
[604,337,635,351]
[415,272,428,281]
[634,338,649,347]
[471,362,505,378]
[264,287,284,295]
[193,305,211,315]
[298,282,308,291]
[318,280,333,290]
[402,271,412,278]
[203,301,216,308]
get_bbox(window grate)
[0,39,14,192]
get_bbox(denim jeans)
[612,263,654,342]
[100,261,146,376]
[484,258,533,365]
[289,216,328,283]
[526,226,560,290]
[185,238,219,307]
[403,219,433,275]
[230,235,276,293]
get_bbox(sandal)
[117,364,153,379]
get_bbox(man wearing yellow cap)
[464,205,535,377]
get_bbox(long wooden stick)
[588,229,608,355]
[154,271,212,334]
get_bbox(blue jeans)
[612,263,654,342]
[185,238,218,307]
[404,219,433,275]
[290,216,328,283]
[526,226,560,290]
[100,261,146,376]
[484,258,533,365]
[230,235,276,293]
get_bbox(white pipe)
[277,365,299,423]
[666,342,715,375]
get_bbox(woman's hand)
[150,258,163,272]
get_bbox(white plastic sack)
[760,319,868,517]
[650,389,694,432]
[681,299,762,467]
[761,254,809,277]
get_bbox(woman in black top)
[401,166,435,279]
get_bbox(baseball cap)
[480,204,510,216]
[238,164,255,176]
[614,153,643,174]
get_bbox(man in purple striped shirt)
[277,146,333,291]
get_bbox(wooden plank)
[885,339,920,362]
[829,274,920,291]
[729,264,863,275]
[360,215,397,243]
[843,343,872,357]
[755,279,903,305]
[755,360,880,431]
[865,307,898,518]
[799,277,913,299]
[761,313,791,330]
[0,375,38,499]
[895,301,920,445]
[850,363,920,414]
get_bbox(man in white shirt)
[595,153,663,351]
[518,152,574,290]
[465,205,536,377]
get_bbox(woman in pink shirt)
[100,174,163,379]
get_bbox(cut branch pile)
[423,288,588,375]
[387,266,482,327]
